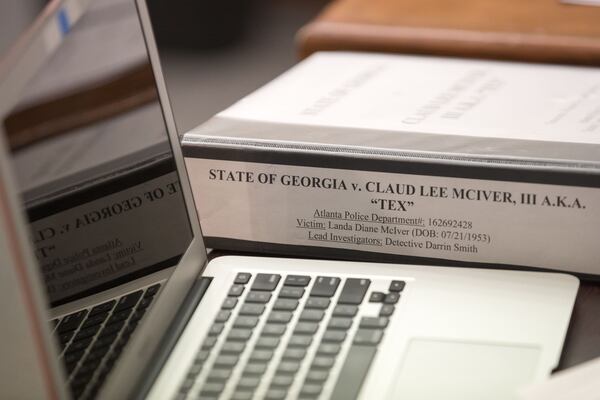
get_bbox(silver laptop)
[0,0,579,399]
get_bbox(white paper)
[186,158,600,275]
[561,0,600,7]
[217,52,600,145]
[520,357,600,400]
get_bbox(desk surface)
[297,0,600,66]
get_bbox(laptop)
[0,0,579,399]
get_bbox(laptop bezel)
[96,0,213,398]
[0,136,67,400]
[0,0,210,398]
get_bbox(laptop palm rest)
[391,338,541,400]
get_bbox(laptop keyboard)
[176,273,405,400]
[50,283,162,399]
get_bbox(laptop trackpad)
[391,339,541,400]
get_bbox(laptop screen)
[2,0,193,306]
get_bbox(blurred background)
[0,0,325,134]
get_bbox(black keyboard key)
[268,311,293,324]
[238,376,260,388]
[234,316,259,328]
[332,305,358,317]
[187,363,203,377]
[179,378,194,393]
[312,356,335,369]
[63,350,85,365]
[234,272,252,284]
[266,389,288,400]
[59,331,75,346]
[203,337,218,349]
[136,296,153,310]
[89,300,116,317]
[282,348,306,360]
[208,323,225,335]
[306,370,329,382]
[214,355,239,368]
[288,335,313,347]
[125,321,139,337]
[65,360,79,374]
[57,310,88,333]
[328,317,353,330]
[251,273,281,291]
[239,303,265,315]
[389,280,406,292]
[118,331,133,347]
[249,349,273,362]
[222,297,238,309]
[317,343,341,355]
[262,324,286,336]
[379,304,395,317]
[384,292,400,304]
[201,382,225,395]
[305,297,330,309]
[271,375,294,387]
[299,309,324,321]
[74,360,99,379]
[70,379,88,397]
[310,277,340,298]
[73,325,101,342]
[244,363,267,375]
[207,369,232,382]
[294,322,319,335]
[221,342,246,354]
[104,351,120,369]
[246,291,271,303]
[99,320,125,337]
[144,283,161,297]
[215,310,232,322]
[272,299,299,311]
[125,320,140,336]
[114,290,143,312]
[322,330,346,343]
[277,361,300,374]
[278,286,304,299]
[338,278,370,305]
[256,337,280,348]
[369,292,385,303]
[86,345,110,362]
[330,345,377,400]
[195,350,210,363]
[81,312,109,329]
[130,308,147,323]
[300,384,323,397]
[107,309,133,325]
[232,392,253,400]
[65,337,93,354]
[284,275,311,287]
[353,329,384,345]
[228,329,253,341]
[359,316,389,329]
[92,333,118,350]
[87,382,102,399]
[229,284,245,297]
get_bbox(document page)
[220,52,600,145]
